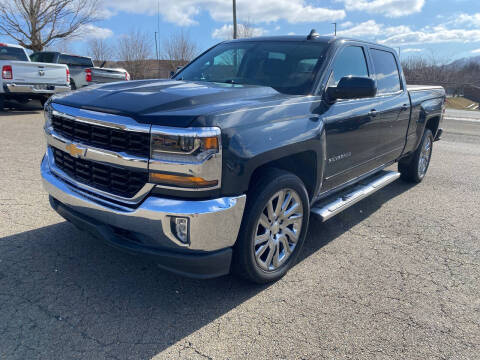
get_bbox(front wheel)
[399,129,434,183]
[233,169,310,283]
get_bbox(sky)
[3,0,480,62]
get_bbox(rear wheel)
[233,169,310,283]
[70,81,77,90]
[0,95,5,111]
[399,129,433,183]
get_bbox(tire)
[70,81,77,90]
[233,168,310,284]
[399,129,434,183]
[0,95,5,112]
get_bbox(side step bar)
[311,170,401,222]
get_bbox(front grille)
[51,114,150,157]
[53,148,148,198]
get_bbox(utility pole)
[157,0,160,77]
[155,31,159,68]
[233,0,238,39]
[332,22,337,36]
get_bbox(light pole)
[332,22,337,36]
[233,0,238,39]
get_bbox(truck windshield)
[175,41,328,95]
[0,46,28,61]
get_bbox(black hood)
[54,79,283,127]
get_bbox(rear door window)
[329,46,369,86]
[0,46,28,61]
[370,49,402,95]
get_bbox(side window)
[370,49,402,95]
[329,46,369,86]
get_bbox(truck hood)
[54,79,283,127]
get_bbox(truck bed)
[407,84,445,92]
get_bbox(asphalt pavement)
[0,109,479,359]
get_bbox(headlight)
[149,127,222,190]
[44,101,53,128]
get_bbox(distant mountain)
[449,55,480,68]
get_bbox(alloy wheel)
[253,188,304,271]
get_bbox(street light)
[332,23,337,36]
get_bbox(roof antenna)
[307,29,320,40]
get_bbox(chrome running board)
[311,170,400,222]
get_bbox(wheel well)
[248,151,317,200]
[425,116,440,137]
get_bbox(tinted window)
[329,46,369,86]
[58,54,93,67]
[176,41,328,95]
[30,52,56,63]
[0,46,28,61]
[370,49,401,94]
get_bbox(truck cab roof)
[224,35,395,52]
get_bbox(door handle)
[369,109,377,117]
[401,104,409,111]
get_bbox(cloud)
[76,25,114,40]
[338,0,425,17]
[448,13,480,28]
[336,20,411,38]
[471,49,480,54]
[340,21,353,28]
[380,25,480,45]
[104,0,345,26]
[337,20,480,46]
[402,48,422,53]
[212,24,265,39]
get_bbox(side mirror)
[170,66,184,78]
[326,76,377,101]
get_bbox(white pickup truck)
[0,43,70,111]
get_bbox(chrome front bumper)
[41,152,246,253]
[4,83,70,94]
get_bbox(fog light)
[171,217,189,244]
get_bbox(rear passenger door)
[367,48,410,167]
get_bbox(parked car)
[0,43,70,111]
[29,52,130,90]
[41,32,445,283]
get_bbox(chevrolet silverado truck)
[41,32,445,283]
[30,52,130,90]
[0,43,70,111]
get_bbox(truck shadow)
[0,180,413,359]
[0,99,43,115]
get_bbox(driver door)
[321,45,380,191]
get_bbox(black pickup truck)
[41,32,445,283]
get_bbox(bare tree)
[89,38,112,67]
[0,0,100,52]
[162,30,198,72]
[224,19,259,40]
[116,29,152,80]
[236,19,258,39]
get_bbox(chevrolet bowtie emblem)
[65,143,86,158]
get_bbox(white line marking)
[445,116,480,123]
